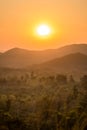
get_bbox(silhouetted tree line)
[0,73,75,85]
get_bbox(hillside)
[32,53,87,74]
[0,44,87,68]
[0,48,47,68]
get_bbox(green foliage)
[0,73,87,130]
[56,74,67,84]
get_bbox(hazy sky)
[0,0,87,51]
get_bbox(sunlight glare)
[36,24,51,36]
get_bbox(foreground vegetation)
[0,72,87,130]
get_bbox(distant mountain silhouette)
[32,53,87,74]
[0,44,87,68]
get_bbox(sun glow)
[36,24,51,36]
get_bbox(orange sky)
[0,0,87,51]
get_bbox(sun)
[36,24,51,36]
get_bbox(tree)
[73,85,78,99]
[69,75,75,83]
[56,74,67,84]
[80,75,87,88]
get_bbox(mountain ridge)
[2,43,87,53]
[31,53,87,74]
[0,43,87,68]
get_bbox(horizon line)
[0,43,87,53]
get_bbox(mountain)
[32,53,87,74]
[0,47,57,68]
[0,44,87,68]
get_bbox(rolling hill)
[0,44,87,68]
[31,53,87,75]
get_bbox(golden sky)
[0,0,87,51]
